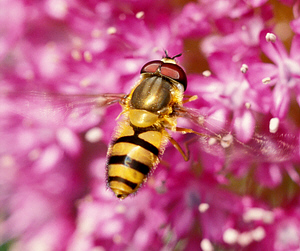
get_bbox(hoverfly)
[2,52,297,200]
[105,52,203,200]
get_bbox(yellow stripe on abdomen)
[111,142,158,167]
[108,163,145,184]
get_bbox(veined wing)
[0,91,127,129]
[175,105,298,163]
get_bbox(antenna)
[163,49,182,59]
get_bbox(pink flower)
[188,52,272,142]
[171,2,211,39]
[258,30,300,119]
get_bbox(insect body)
[106,54,192,200]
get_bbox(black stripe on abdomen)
[108,176,138,190]
[114,135,159,156]
[108,155,150,175]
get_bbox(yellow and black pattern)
[106,55,188,200]
[107,122,168,199]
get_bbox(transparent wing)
[175,105,299,163]
[0,91,127,129]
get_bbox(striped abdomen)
[107,122,167,199]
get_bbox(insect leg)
[101,93,127,106]
[182,95,198,104]
[168,136,190,161]
[175,127,206,137]
[168,127,205,161]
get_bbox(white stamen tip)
[243,208,264,222]
[200,239,214,251]
[71,49,82,61]
[245,102,251,109]
[83,51,93,63]
[220,134,233,148]
[262,77,271,85]
[198,116,205,125]
[202,70,211,77]
[251,226,266,242]
[136,11,145,19]
[243,208,274,224]
[80,78,91,87]
[223,228,239,244]
[266,32,277,42]
[262,211,275,224]
[269,117,279,133]
[240,64,248,73]
[198,203,210,212]
[237,232,253,247]
[208,137,217,145]
[85,127,103,143]
[107,27,117,34]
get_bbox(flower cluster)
[1,0,300,250]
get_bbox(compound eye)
[161,63,187,90]
[140,60,162,74]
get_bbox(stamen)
[243,207,265,222]
[223,228,239,244]
[71,49,82,61]
[266,32,276,42]
[136,11,145,19]
[240,64,248,73]
[200,239,214,251]
[197,115,205,125]
[208,137,217,145]
[85,127,103,143]
[243,207,274,223]
[262,77,271,85]
[83,51,93,63]
[107,27,117,34]
[237,231,253,247]
[220,134,233,148]
[251,227,266,242]
[198,203,210,212]
[245,102,251,109]
[202,70,211,77]
[269,117,279,133]
[80,78,91,87]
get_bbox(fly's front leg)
[95,93,128,107]
[175,127,206,137]
[168,127,204,161]
[182,95,198,104]
[118,94,129,106]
